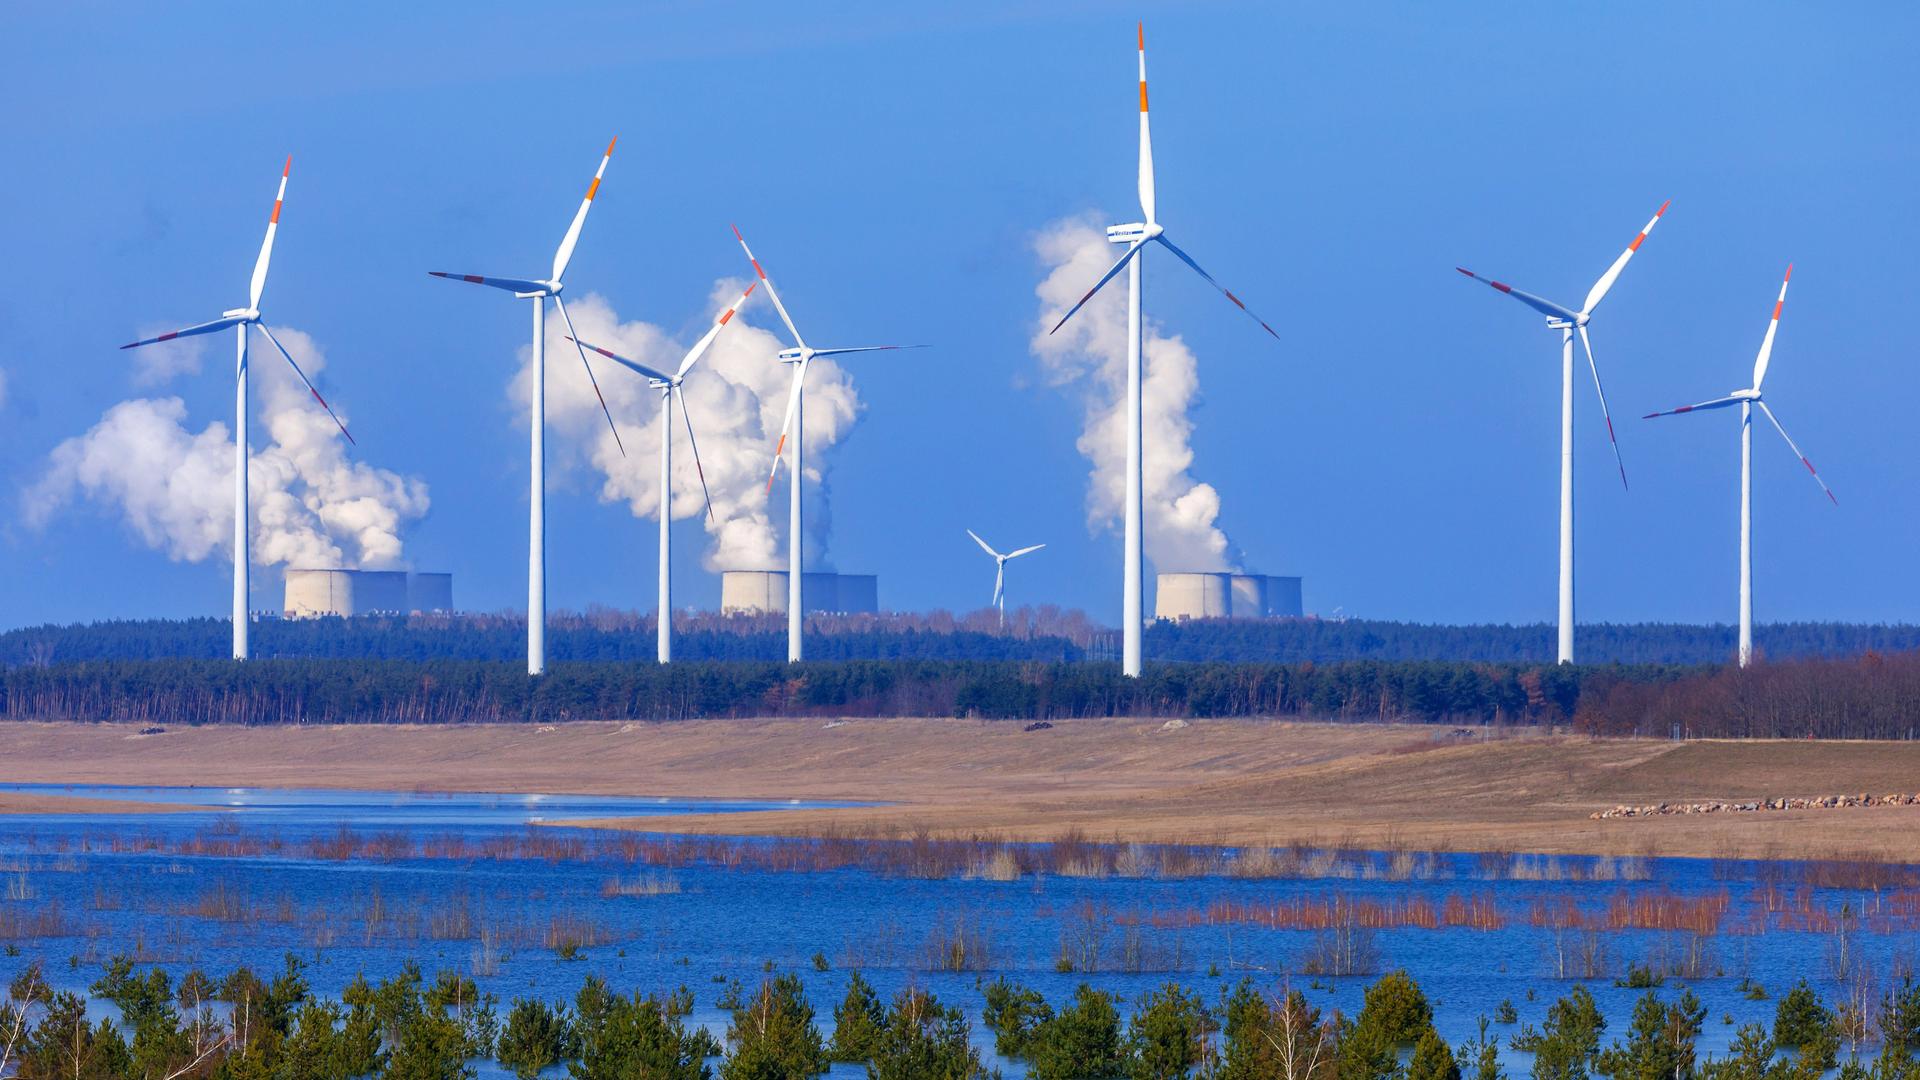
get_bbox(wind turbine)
[120,156,355,662]
[1643,265,1834,668]
[567,280,757,664]
[967,530,1045,628]
[1456,199,1669,664]
[731,224,919,663]
[429,138,626,677]
[1047,24,1281,678]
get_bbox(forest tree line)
[4,650,1920,736]
[3,953,1918,1080]
[8,613,1920,670]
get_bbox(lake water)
[0,784,1908,1077]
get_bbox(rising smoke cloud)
[513,286,860,571]
[25,327,429,569]
[1031,214,1240,573]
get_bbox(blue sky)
[2,2,1915,630]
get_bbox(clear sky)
[2,2,1915,631]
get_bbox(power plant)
[719,571,879,616]
[284,570,454,618]
[1154,572,1303,621]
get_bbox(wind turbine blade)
[551,137,615,283]
[567,336,674,383]
[257,322,355,445]
[249,156,291,310]
[1580,199,1670,316]
[1752,263,1792,391]
[675,282,757,380]
[1048,239,1145,335]
[766,356,809,495]
[120,315,245,350]
[807,345,926,358]
[1577,326,1627,490]
[428,272,551,295]
[1137,22,1155,224]
[1006,543,1046,559]
[675,388,717,524]
[1454,268,1581,322]
[992,563,1005,609]
[553,295,626,458]
[1154,235,1280,339]
[1757,400,1837,505]
[1642,395,1743,419]
[732,224,806,349]
[966,529,1002,559]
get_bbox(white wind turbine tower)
[1048,24,1281,678]
[568,281,757,663]
[1456,200,1669,665]
[1643,265,1835,668]
[731,225,920,663]
[121,156,356,662]
[429,138,627,677]
[967,530,1045,628]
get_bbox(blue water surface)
[0,785,1910,1078]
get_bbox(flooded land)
[1,720,1917,1076]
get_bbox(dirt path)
[0,720,1914,860]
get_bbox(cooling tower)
[1156,572,1304,620]
[720,571,879,615]
[284,569,453,618]
[407,573,454,614]
[1154,573,1232,620]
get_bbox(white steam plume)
[25,327,429,570]
[513,287,860,571]
[1031,214,1240,573]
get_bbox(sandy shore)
[0,791,204,815]
[0,719,1915,860]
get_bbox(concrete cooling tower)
[284,569,455,618]
[720,571,879,615]
[1154,572,1303,621]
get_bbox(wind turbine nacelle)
[1732,388,1762,401]
[777,348,807,364]
[1106,222,1153,244]
[223,307,260,321]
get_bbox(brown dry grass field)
[0,719,1916,860]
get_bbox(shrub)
[572,988,711,1080]
[498,998,574,1079]
[1772,981,1834,1050]
[982,978,1053,1061]
[721,974,825,1080]
[1511,986,1605,1080]
[1125,983,1213,1080]
[1029,985,1125,1080]
[1408,1028,1461,1080]
[1596,990,1704,1080]
[1355,971,1434,1048]
[828,973,885,1063]
[867,988,989,1080]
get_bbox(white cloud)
[125,328,207,386]
[511,288,860,572]
[25,326,428,570]
[1031,214,1240,574]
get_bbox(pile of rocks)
[1592,792,1920,820]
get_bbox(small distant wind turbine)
[731,224,920,663]
[567,280,757,664]
[1643,265,1835,668]
[120,156,355,662]
[429,138,626,677]
[967,530,1045,627]
[1047,24,1281,679]
[1456,200,1669,665]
